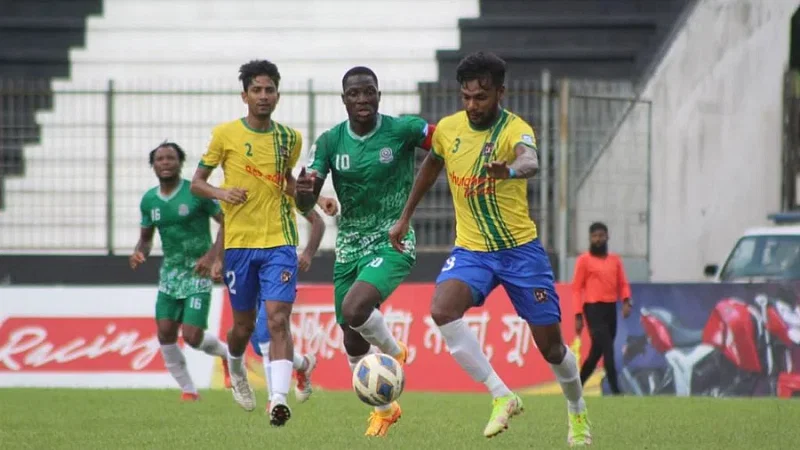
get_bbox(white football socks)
[258,342,273,401]
[197,332,228,358]
[258,340,308,402]
[438,319,512,398]
[227,352,247,378]
[551,346,586,414]
[351,309,402,357]
[161,343,196,394]
[293,352,309,371]
[347,347,391,412]
[270,359,293,405]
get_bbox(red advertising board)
[217,283,582,392]
[0,317,164,373]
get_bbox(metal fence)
[783,70,800,211]
[0,76,651,277]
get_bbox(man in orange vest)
[572,222,632,395]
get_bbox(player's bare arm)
[130,226,155,269]
[190,166,248,205]
[484,143,539,179]
[389,152,445,251]
[195,212,224,277]
[295,167,324,214]
[298,209,326,272]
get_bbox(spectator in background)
[572,222,632,395]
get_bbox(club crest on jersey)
[379,147,393,164]
[522,134,535,146]
[178,204,189,216]
[280,270,291,283]
[279,146,289,159]
[482,143,495,156]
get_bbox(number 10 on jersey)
[335,154,350,171]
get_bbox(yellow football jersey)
[431,109,538,252]
[199,118,302,249]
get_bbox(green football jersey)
[308,114,429,263]
[139,179,222,297]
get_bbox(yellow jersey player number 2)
[190,59,301,427]
[389,52,591,446]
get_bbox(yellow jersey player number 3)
[190,59,301,427]
[388,51,592,446]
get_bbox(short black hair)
[239,59,281,92]
[149,141,186,166]
[456,51,506,89]
[589,222,608,234]
[342,66,378,90]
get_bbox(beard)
[589,242,608,256]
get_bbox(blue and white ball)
[352,353,405,406]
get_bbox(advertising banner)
[0,287,225,388]
[5,283,797,397]
[614,283,800,398]
[211,283,581,393]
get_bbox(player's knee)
[430,302,461,327]
[430,281,473,326]
[430,294,468,326]
[267,309,290,338]
[157,327,179,344]
[341,325,370,355]
[540,341,567,365]
[233,318,255,338]
[342,284,380,327]
[341,300,371,327]
[182,328,204,348]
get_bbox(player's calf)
[345,282,403,359]
[264,300,294,408]
[226,309,257,411]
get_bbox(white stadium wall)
[0,0,479,254]
[575,0,799,281]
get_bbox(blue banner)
[603,282,800,397]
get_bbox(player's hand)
[484,161,511,179]
[296,167,317,195]
[284,176,297,196]
[318,195,338,216]
[298,251,312,272]
[219,188,248,205]
[388,220,410,253]
[194,252,214,277]
[129,251,146,270]
[575,314,584,335]
[211,258,224,282]
[622,300,632,318]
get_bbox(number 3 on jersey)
[335,154,350,171]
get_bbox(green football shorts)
[333,248,415,325]
[155,291,212,329]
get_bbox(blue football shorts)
[435,238,561,326]
[224,246,298,312]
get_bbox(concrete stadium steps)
[0,0,480,252]
[458,16,659,53]
[478,0,687,16]
[0,0,102,208]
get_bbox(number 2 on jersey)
[245,143,253,157]
[335,154,350,171]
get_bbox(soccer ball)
[352,353,405,406]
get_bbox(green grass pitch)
[1,389,798,449]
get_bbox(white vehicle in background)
[704,212,800,282]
